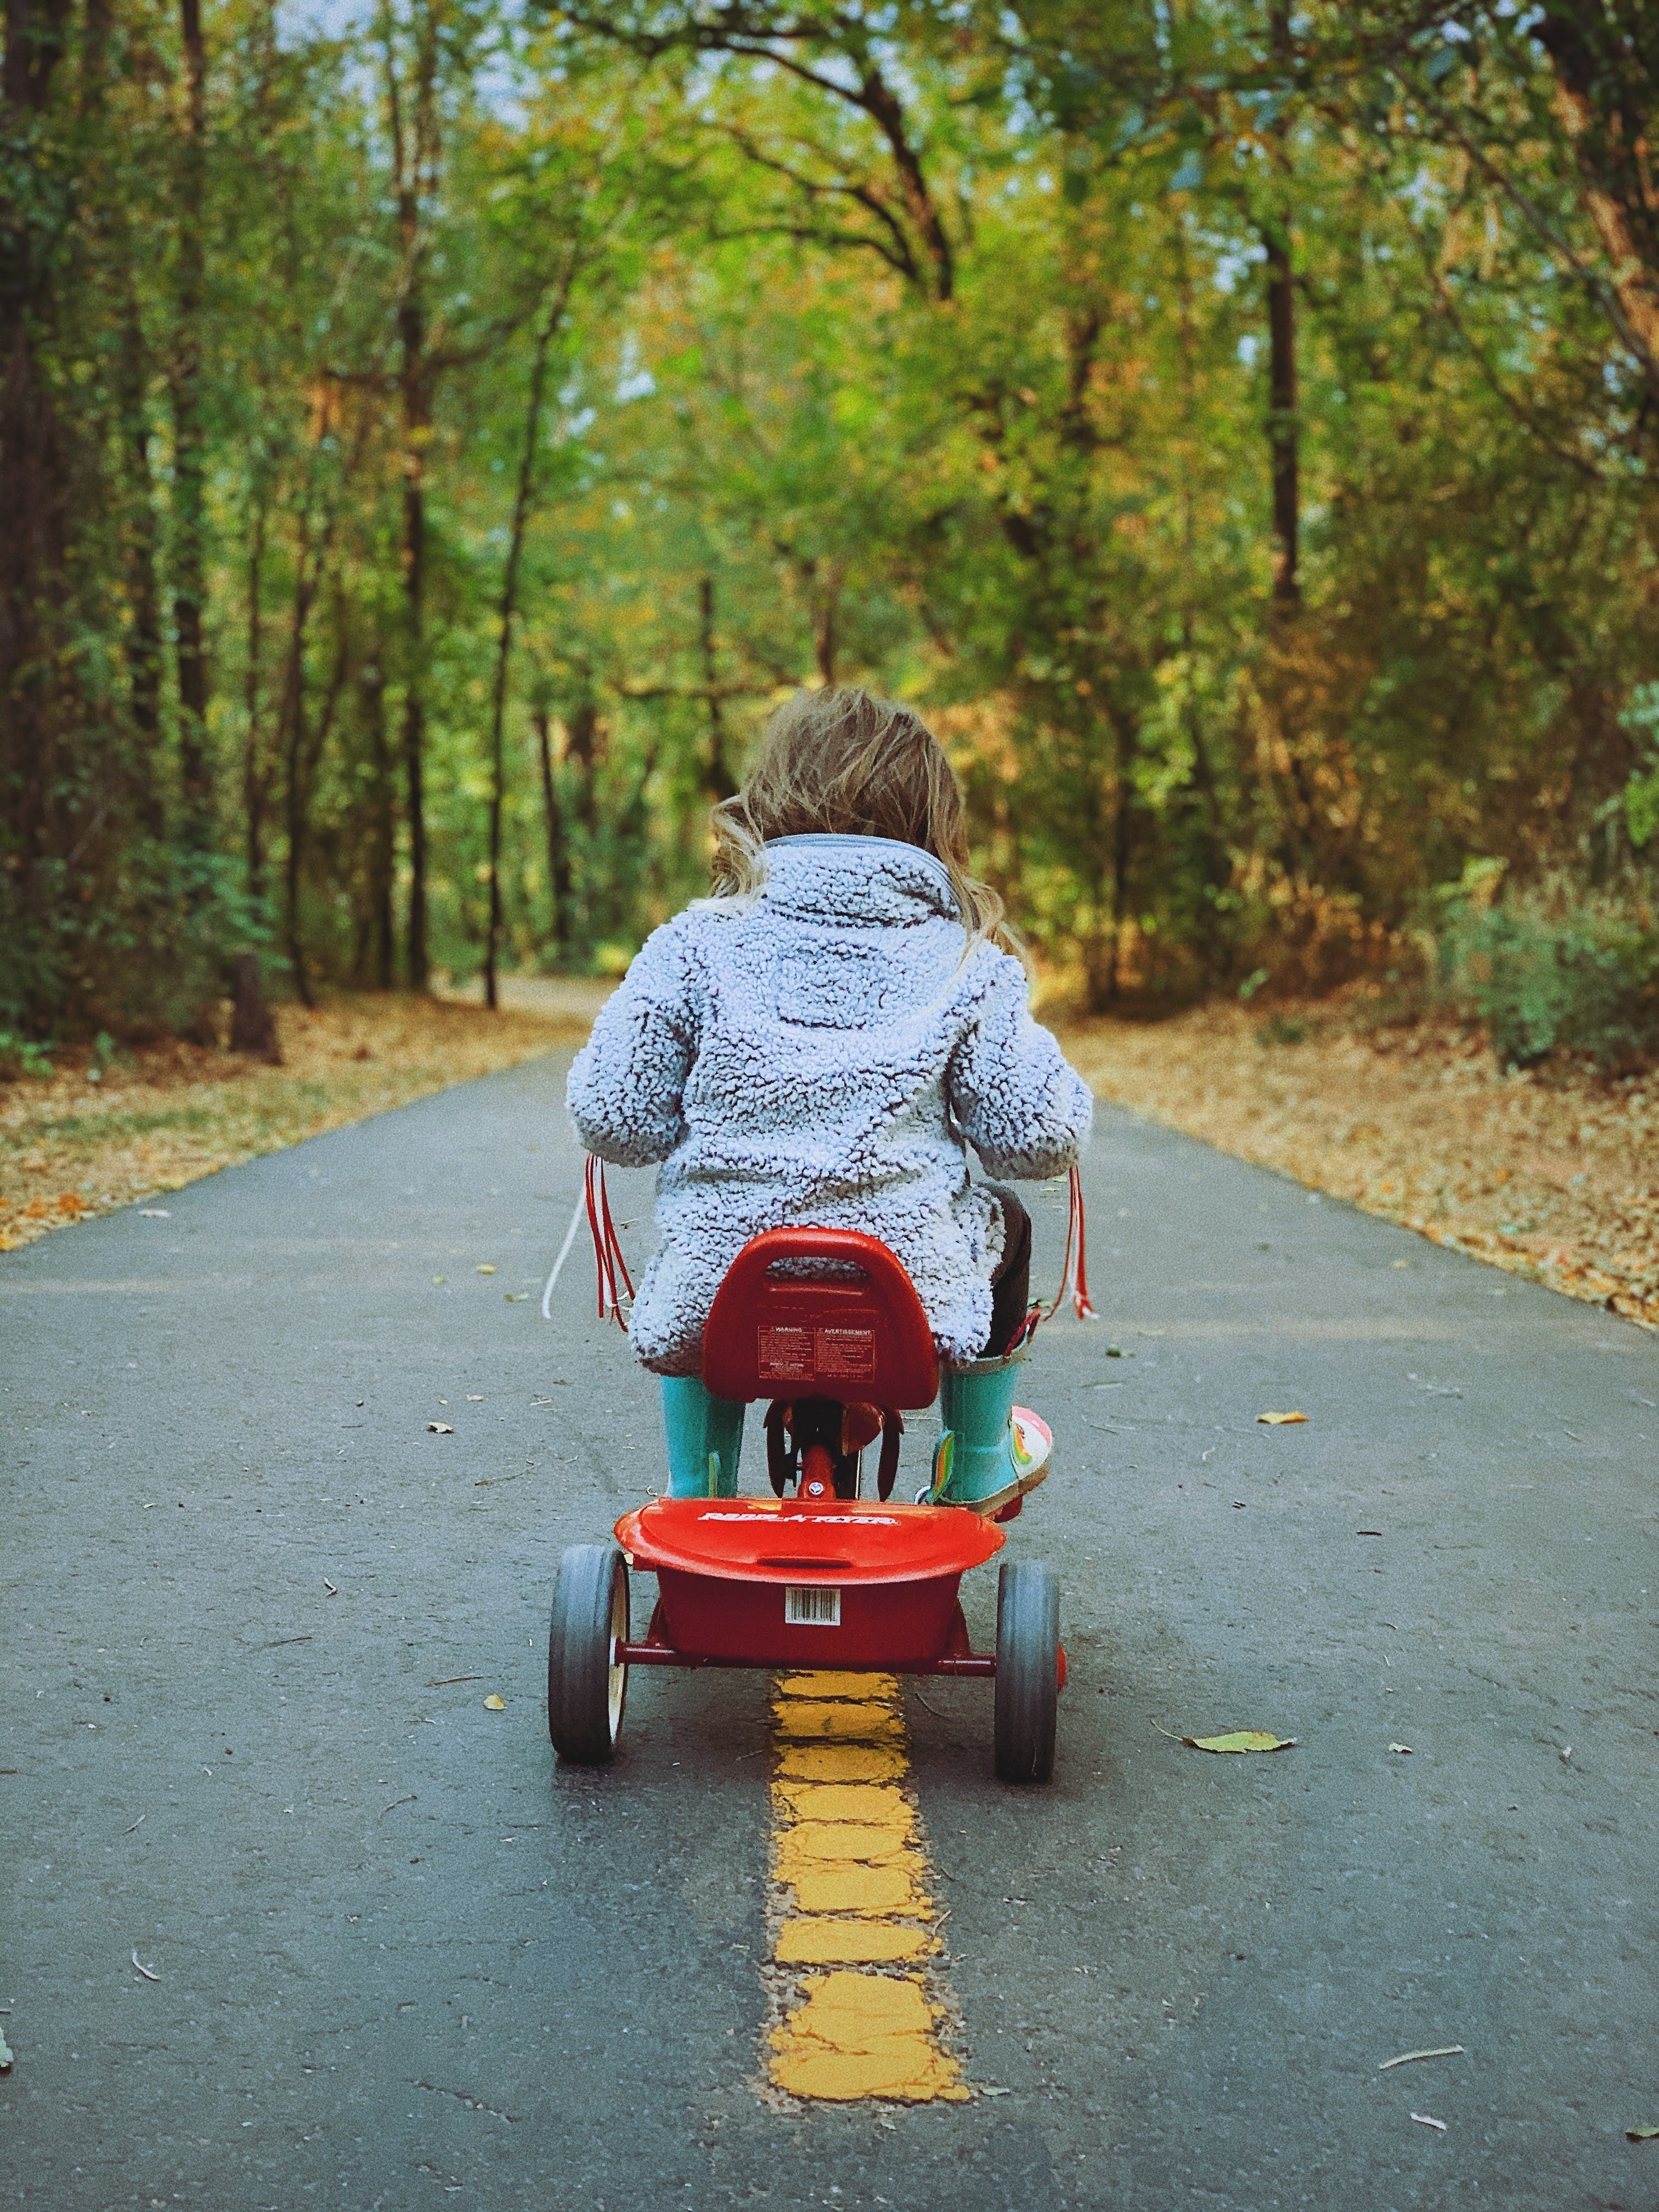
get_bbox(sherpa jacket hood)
[565,833,1093,1375]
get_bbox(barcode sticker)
[784,1585,842,1627]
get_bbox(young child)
[566,686,1093,1506]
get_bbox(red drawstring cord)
[1014,1164,1096,1345]
[584,1154,634,1328]
[1070,1163,1096,1319]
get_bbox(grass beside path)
[0,992,588,1253]
[1059,999,1659,1333]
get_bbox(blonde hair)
[708,687,1014,952]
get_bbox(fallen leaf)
[431,1275,445,1285]
[504,1292,529,1301]
[323,1579,337,1595]
[1389,1742,1413,1755]
[1410,2113,1447,2132]
[1189,1729,1295,1754]
[1379,2045,1462,2070]
[1257,1410,1308,1425]
[130,1949,160,1982]
[138,1207,170,1219]
[1626,2125,1659,2142]
[0,2024,10,2070]
[426,1421,453,1434]
[476,1265,496,1275]
[1155,1723,1296,1754]
[465,1394,483,1401]
[483,1694,505,1712]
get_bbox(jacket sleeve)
[565,920,701,1166]
[947,951,1093,1179]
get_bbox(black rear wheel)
[994,1559,1059,1784]
[548,1542,629,1765]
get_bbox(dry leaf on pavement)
[1410,2113,1448,2132]
[1627,2126,1659,2143]
[1257,1410,1308,1425]
[1379,2045,1462,2070]
[1156,1723,1296,1754]
[426,1421,453,1434]
[483,1694,506,1712]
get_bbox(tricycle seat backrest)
[702,1228,939,1409]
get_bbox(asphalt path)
[2,1049,1656,2211]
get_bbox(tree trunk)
[385,0,441,993]
[1107,705,1134,1003]
[1533,13,1659,405]
[535,703,570,962]
[0,0,74,930]
[274,531,322,1006]
[230,952,281,1062]
[700,573,736,799]
[1263,0,1299,611]
[282,613,348,1006]
[565,687,600,952]
[117,274,166,835]
[484,284,567,1010]
[1263,217,1299,608]
[399,391,429,991]
[814,560,842,687]
[282,635,314,1008]
[171,0,213,848]
[362,656,395,990]
[243,495,267,898]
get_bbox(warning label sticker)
[757,1325,815,1381]
[814,1326,877,1380]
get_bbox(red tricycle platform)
[613,1495,1006,1671]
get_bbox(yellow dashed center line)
[764,1669,970,2104]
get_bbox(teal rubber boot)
[930,1348,1053,1516]
[660,1376,746,1499]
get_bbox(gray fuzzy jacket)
[565,834,1093,1376]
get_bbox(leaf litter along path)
[1058,1000,1659,1332]
[0,992,588,1253]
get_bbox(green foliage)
[1256,1014,1311,1047]
[1436,887,1659,1070]
[1619,685,1659,853]
[0,1034,58,1082]
[4,0,1659,1030]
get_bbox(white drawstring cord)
[540,1188,588,1322]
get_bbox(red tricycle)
[546,1223,1065,1784]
